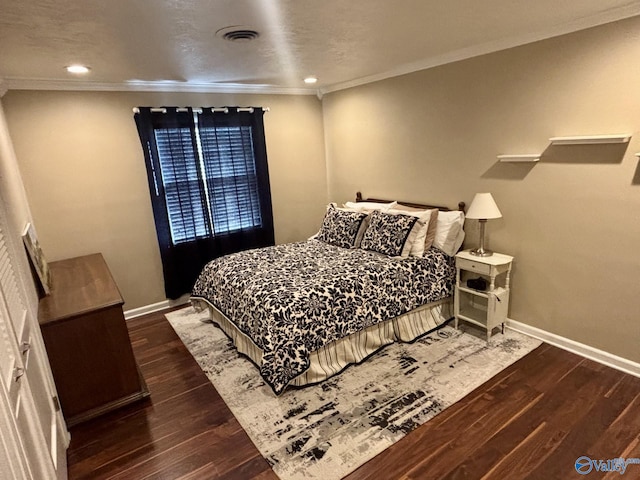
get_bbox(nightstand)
[454,250,513,340]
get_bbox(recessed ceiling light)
[304,76,318,84]
[66,65,90,74]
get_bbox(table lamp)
[466,193,502,257]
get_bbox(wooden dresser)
[38,253,149,427]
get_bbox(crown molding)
[1,78,320,96]
[320,3,640,95]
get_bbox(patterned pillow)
[360,210,419,257]
[316,204,368,249]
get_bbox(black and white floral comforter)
[191,240,455,394]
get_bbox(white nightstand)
[454,250,514,340]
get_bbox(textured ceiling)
[0,0,639,94]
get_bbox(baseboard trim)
[124,296,190,320]
[506,318,640,378]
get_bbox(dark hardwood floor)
[67,309,640,479]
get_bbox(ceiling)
[1,0,639,95]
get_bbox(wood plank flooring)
[67,310,640,479]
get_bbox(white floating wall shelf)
[497,154,541,163]
[549,134,631,145]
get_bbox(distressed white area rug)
[166,306,541,480]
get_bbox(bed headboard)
[355,192,466,213]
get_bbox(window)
[134,106,274,298]
[153,117,264,244]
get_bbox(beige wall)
[323,17,640,362]
[2,91,327,310]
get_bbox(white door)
[0,199,68,480]
[0,290,32,479]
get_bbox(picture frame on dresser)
[22,222,51,296]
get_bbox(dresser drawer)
[456,257,492,276]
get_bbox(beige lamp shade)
[466,193,502,220]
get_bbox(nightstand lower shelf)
[455,286,509,340]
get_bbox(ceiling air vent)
[216,26,260,43]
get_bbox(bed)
[191,193,466,395]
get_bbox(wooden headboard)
[355,192,466,213]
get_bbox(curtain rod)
[132,107,269,114]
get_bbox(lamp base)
[469,248,494,257]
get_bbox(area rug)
[166,306,542,480]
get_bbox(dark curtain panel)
[134,107,275,299]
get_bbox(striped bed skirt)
[191,298,453,391]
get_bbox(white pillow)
[343,201,397,212]
[451,228,465,256]
[433,210,465,256]
[387,207,437,257]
